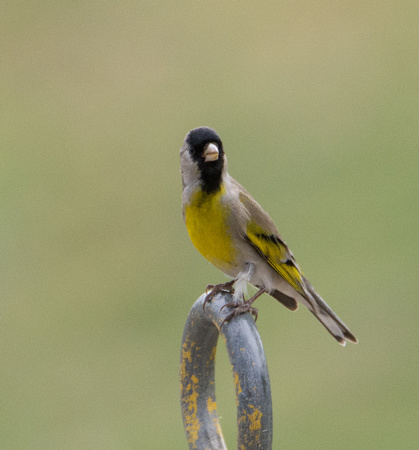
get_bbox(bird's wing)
[236,185,306,296]
[233,180,357,345]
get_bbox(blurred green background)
[2,1,418,449]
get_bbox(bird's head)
[180,127,227,193]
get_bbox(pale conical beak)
[202,143,219,162]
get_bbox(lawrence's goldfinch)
[180,127,357,346]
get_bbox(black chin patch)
[186,127,225,194]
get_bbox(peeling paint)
[190,374,199,384]
[182,369,200,446]
[234,371,242,395]
[234,371,243,407]
[247,406,262,432]
[181,340,201,447]
[207,396,217,413]
[209,345,217,361]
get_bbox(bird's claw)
[220,301,258,328]
[203,280,236,311]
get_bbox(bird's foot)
[219,287,267,328]
[220,300,258,328]
[203,279,236,311]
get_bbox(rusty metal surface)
[180,292,273,449]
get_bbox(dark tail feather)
[269,289,298,311]
[303,278,358,346]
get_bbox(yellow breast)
[184,185,236,272]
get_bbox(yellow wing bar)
[246,224,305,295]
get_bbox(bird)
[180,126,357,346]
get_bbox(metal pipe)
[180,292,273,449]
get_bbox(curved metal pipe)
[180,292,273,449]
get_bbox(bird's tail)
[303,278,358,346]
